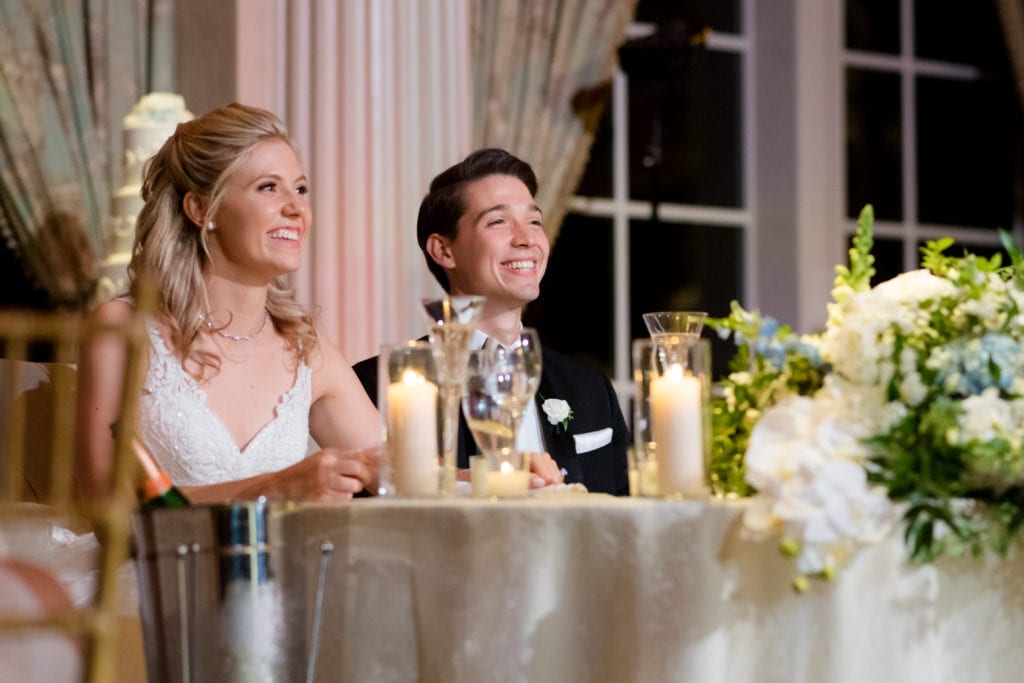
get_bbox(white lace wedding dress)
[139,321,313,486]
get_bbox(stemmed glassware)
[421,295,486,494]
[461,329,543,497]
[487,328,542,446]
[462,349,517,471]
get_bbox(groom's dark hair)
[417,148,538,292]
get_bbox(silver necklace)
[207,312,269,341]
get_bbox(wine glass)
[487,328,542,445]
[462,349,518,471]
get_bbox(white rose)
[541,398,572,426]
[873,269,956,304]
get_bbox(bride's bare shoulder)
[88,298,134,324]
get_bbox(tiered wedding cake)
[94,93,193,302]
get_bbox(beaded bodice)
[139,321,312,486]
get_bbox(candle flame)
[500,461,514,474]
[667,363,684,380]
[402,369,425,385]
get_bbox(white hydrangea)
[821,270,955,387]
[958,388,1013,444]
[899,372,928,406]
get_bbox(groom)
[353,149,629,495]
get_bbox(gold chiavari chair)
[0,299,150,683]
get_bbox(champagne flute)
[421,295,486,494]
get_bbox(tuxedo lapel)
[536,359,584,484]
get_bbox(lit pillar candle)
[649,363,704,495]
[486,461,530,498]
[386,369,439,496]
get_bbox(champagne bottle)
[131,437,190,510]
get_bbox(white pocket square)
[573,427,613,454]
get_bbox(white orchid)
[742,377,896,576]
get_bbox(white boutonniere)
[541,397,574,433]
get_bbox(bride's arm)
[306,331,382,490]
[177,447,377,504]
[75,300,137,502]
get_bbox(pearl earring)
[206,221,214,231]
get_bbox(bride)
[1,102,379,683]
[75,102,380,502]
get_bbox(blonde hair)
[128,102,317,373]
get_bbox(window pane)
[846,0,899,54]
[847,67,902,221]
[916,75,1015,230]
[626,50,741,207]
[575,100,612,198]
[630,220,743,378]
[524,214,614,376]
[914,0,1006,70]
[635,0,740,33]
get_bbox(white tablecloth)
[274,495,1024,682]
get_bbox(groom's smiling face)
[440,174,549,312]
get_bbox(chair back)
[0,305,150,683]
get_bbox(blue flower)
[936,333,1021,395]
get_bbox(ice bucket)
[132,500,335,682]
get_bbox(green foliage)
[1000,229,1024,266]
[920,237,955,275]
[833,204,876,295]
[707,302,826,497]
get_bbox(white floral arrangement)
[710,206,1024,589]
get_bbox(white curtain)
[230,0,472,362]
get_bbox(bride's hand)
[262,445,380,502]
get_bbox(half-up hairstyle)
[128,103,317,374]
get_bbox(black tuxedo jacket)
[352,345,630,496]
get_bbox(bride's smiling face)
[206,139,310,284]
